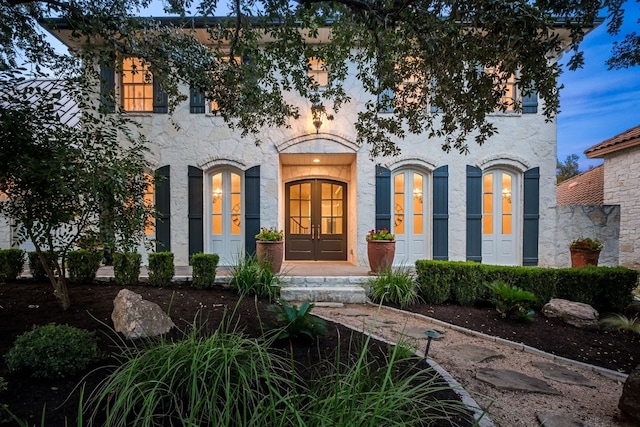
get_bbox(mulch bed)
[0,281,470,426]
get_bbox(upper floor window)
[484,66,516,112]
[122,57,154,112]
[308,57,328,88]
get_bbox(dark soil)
[390,301,640,374]
[0,281,469,427]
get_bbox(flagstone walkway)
[312,303,632,427]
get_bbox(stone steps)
[279,276,370,304]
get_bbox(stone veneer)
[602,146,640,270]
[0,64,559,268]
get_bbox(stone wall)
[603,147,640,270]
[555,205,620,267]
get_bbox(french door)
[285,179,347,261]
[208,169,243,263]
[392,171,428,264]
[482,170,517,265]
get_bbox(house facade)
[5,20,583,269]
[585,125,640,270]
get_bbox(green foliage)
[0,249,24,282]
[556,154,581,184]
[67,250,102,285]
[190,253,219,289]
[5,323,99,379]
[366,228,395,241]
[600,314,640,335]
[450,262,485,305]
[268,300,328,340]
[147,252,174,287]
[85,324,294,427]
[27,251,57,282]
[254,227,283,241]
[415,260,453,304]
[113,252,141,286]
[368,265,420,308]
[229,254,280,299]
[0,376,6,393]
[570,237,603,251]
[485,281,537,321]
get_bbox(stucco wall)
[602,146,640,270]
[555,205,620,267]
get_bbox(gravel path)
[315,303,634,427]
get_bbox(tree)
[1,0,637,157]
[556,154,581,183]
[0,71,153,310]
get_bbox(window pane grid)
[122,58,153,112]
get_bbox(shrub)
[451,262,485,305]
[415,260,453,304]
[485,281,537,321]
[268,300,328,340]
[67,250,102,285]
[147,252,174,287]
[5,323,100,379]
[27,251,57,281]
[0,249,24,283]
[229,254,280,299]
[190,253,219,289]
[600,314,640,335]
[113,252,141,286]
[368,265,420,308]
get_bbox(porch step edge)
[279,276,370,287]
[280,286,367,304]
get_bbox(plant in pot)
[366,228,395,274]
[569,237,603,268]
[255,227,284,273]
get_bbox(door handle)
[311,224,315,240]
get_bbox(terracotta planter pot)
[570,248,600,268]
[367,240,396,274]
[256,241,284,273]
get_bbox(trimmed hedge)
[190,253,220,289]
[148,252,175,287]
[0,248,25,282]
[415,260,638,313]
[27,251,57,281]
[113,252,141,286]
[67,250,102,285]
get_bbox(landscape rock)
[536,412,589,427]
[541,298,599,329]
[531,361,595,387]
[112,289,175,339]
[619,364,640,423]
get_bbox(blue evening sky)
[557,0,640,171]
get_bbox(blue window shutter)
[377,88,394,113]
[99,64,115,113]
[188,166,203,259]
[466,165,482,262]
[153,79,168,114]
[522,91,538,114]
[433,165,449,260]
[244,166,260,256]
[189,87,205,114]
[375,165,391,231]
[523,167,540,266]
[155,165,171,252]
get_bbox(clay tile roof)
[585,124,640,158]
[556,164,604,205]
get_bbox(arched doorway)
[207,168,243,263]
[392,170,429,264]
[285,179,347,261]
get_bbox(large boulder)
[541,298,599,329]
[112,289,175,339]
[619,364,640,423]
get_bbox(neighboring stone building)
[585,124,640,270]
[2,19,601,269]
[556,165,604,205]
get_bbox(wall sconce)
[502,188,511,203]
[311,102,333,134]
[212,188,222,203]
[413,188,423,203]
